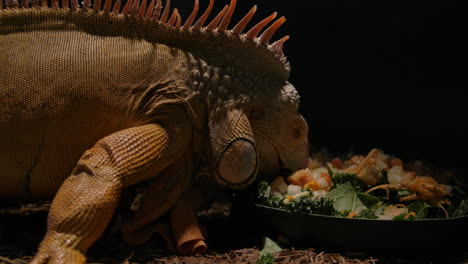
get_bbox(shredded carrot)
[404,212,416,219]
[347,211,358,218]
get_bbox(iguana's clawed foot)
[122,218,207,255]
[30,234,86,264]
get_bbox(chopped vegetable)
[257,180,335,216]
[255,149,468,220]
[328,163,367,192]
[453,200,468,217]
[271,176,288,194]
[327,183,367,214]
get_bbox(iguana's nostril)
[218,139,257,185]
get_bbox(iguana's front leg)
[170,194,207,255]
[30,107,193,264]
[121,151,194,236]
[121,157,215,255]
[122,190,208,255]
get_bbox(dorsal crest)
[0,0,291,80]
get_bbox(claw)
[29,235,87,264]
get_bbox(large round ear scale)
[208,109,258,189]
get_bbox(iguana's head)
[245,82,309,179]
[208,80,309,190]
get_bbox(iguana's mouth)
[279,167,293,176]
[275,146,292,176]
[275,143,309,175]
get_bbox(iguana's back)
[0,11,189,199]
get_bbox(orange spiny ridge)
[137,0,147,17]
[232,5,256,35]
[71,0,78,10]
[206,4,228,31]
[159,0,170,23]
[270,35,289,51]
[103,0,112,12]
[93,0,102,11]
[193,0,213,30]
[152,0,162,21]
[83,0,90,9]
[218,0,236,32]
[62,0,69,9]
[121,0,133,15]
[0,0,289,59]
[167,8,178,27]
[3,0,14,8]
[111,0,121,13]
[182,0,198,30]
[144,0,155,18]
[246,12,277,39]
[130,0,140,16]
[8,0,19,8]
[175,12,181,28]
[259,16,285,44]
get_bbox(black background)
[176,0,466,170]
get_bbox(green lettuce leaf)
[407,200,433,219]
[392,212,416,221]
[256,237,282,264]
[326,182,367,214]
[357,192,380,207]
[454,200,468,217]
[327,163,367,192]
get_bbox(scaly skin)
[25,108,193,263]
[0,0,310,263]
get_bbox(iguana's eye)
[293,128,302,139]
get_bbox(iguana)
[0,0,310,263]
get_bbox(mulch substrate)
[0,202,466,264]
